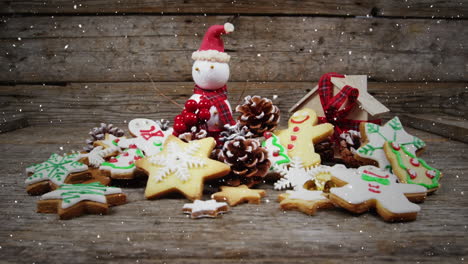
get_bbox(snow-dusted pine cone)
[84,123,125,152]
[235,95,280,137]
[219,122,254,143]
[338,130,364,168]
[314,138,334,163]
[214,137,271,187]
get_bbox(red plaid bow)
[317,72,381,137]
[194,85,235,130]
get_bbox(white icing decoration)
[274,157,315,190]
[40,182,123,209]
[25,153,88,186]
[149,141,206,182]
[330,165,427,214]
[80,146,116,168]
[356,117,426,170]
[286,189,326,201]
[262,133,291,170]
[183,199,228,218]
[119,118,173,156]
[100,147,145,175]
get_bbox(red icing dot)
[114,139,120,143]
[109,158,118,163]
[128,161,134,165]
[392,142,401,150]
[129,144,137,149]
[426,170,436,179]
[287,144,294,150]
[134,156,142,161]
[264,132,272,139]
[407,168,417,179]
[123,152,129,157]
[410,158,420,167]
[293,126,300,132]
[272,151,279,157]
[291,135,297,141]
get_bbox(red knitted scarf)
[194,85,235,127]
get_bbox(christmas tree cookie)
[37,182,126,220]
[136,136,230,201]
[384,141,442,193]
[329,165,427,222]
[25,153,91,195]
[262,131,291,170]
[356,117,426,170]
[274,108,334,168]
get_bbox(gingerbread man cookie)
[384,141,442,193]
[329,165,427,222]
[356,117,426,170]
[25,153,91,195]
[136,136,230,200]
[211,185,266,206]
[274,108,334,167]
[37,182,126,220]
[182,200,229,219]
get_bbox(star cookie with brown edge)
[37,182,127,220]
[136,135,230,201]
[278,189,334,216]
[211,185,266,206]
[274,108,334,168]
[25,153,92,195]
[93,134,125,157]
[182,199,229,219]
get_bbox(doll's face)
[128,118,159,137]
[192,60,230,90]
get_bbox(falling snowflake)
[149,141,206,182]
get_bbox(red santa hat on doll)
[192,23,234,63]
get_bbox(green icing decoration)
[101,149,145,170]
[388,141,440,190]
[358,144,381,156]
[262,134,290,167]
[112,140,119,147]
[388,118,403,131]
[59,182,110,204]
[26,153,86,185]
[153,141,162,147]
[361,173,390,186]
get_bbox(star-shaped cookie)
[136,135,230,201]
[182,199,229,219]
[278,189,333,215]
[211,185,266,206]
[356,117,426,170]
[37,182,127,220]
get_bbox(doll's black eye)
[210,65,214,69]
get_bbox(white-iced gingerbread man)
[274,108,334,168]
[329,165,427,222]
[119,118,173,156]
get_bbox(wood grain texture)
[0,125,466,263]
[1,82,466,127]
[1,16,466,83]
[401,113,468,143]
[0,0,466,18]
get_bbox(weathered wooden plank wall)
[0,1,467,126]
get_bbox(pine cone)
[314,138,334,163]
[338,130,364,168]
[84,123,125,152]
[236,95,280,137]
[215,137,271,187]
[219,122,254,143]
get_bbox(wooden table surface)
[0,125,467,263]
[1,1,467,262]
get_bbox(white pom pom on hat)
[192,23,235,63]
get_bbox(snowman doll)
[173,23,236,142]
